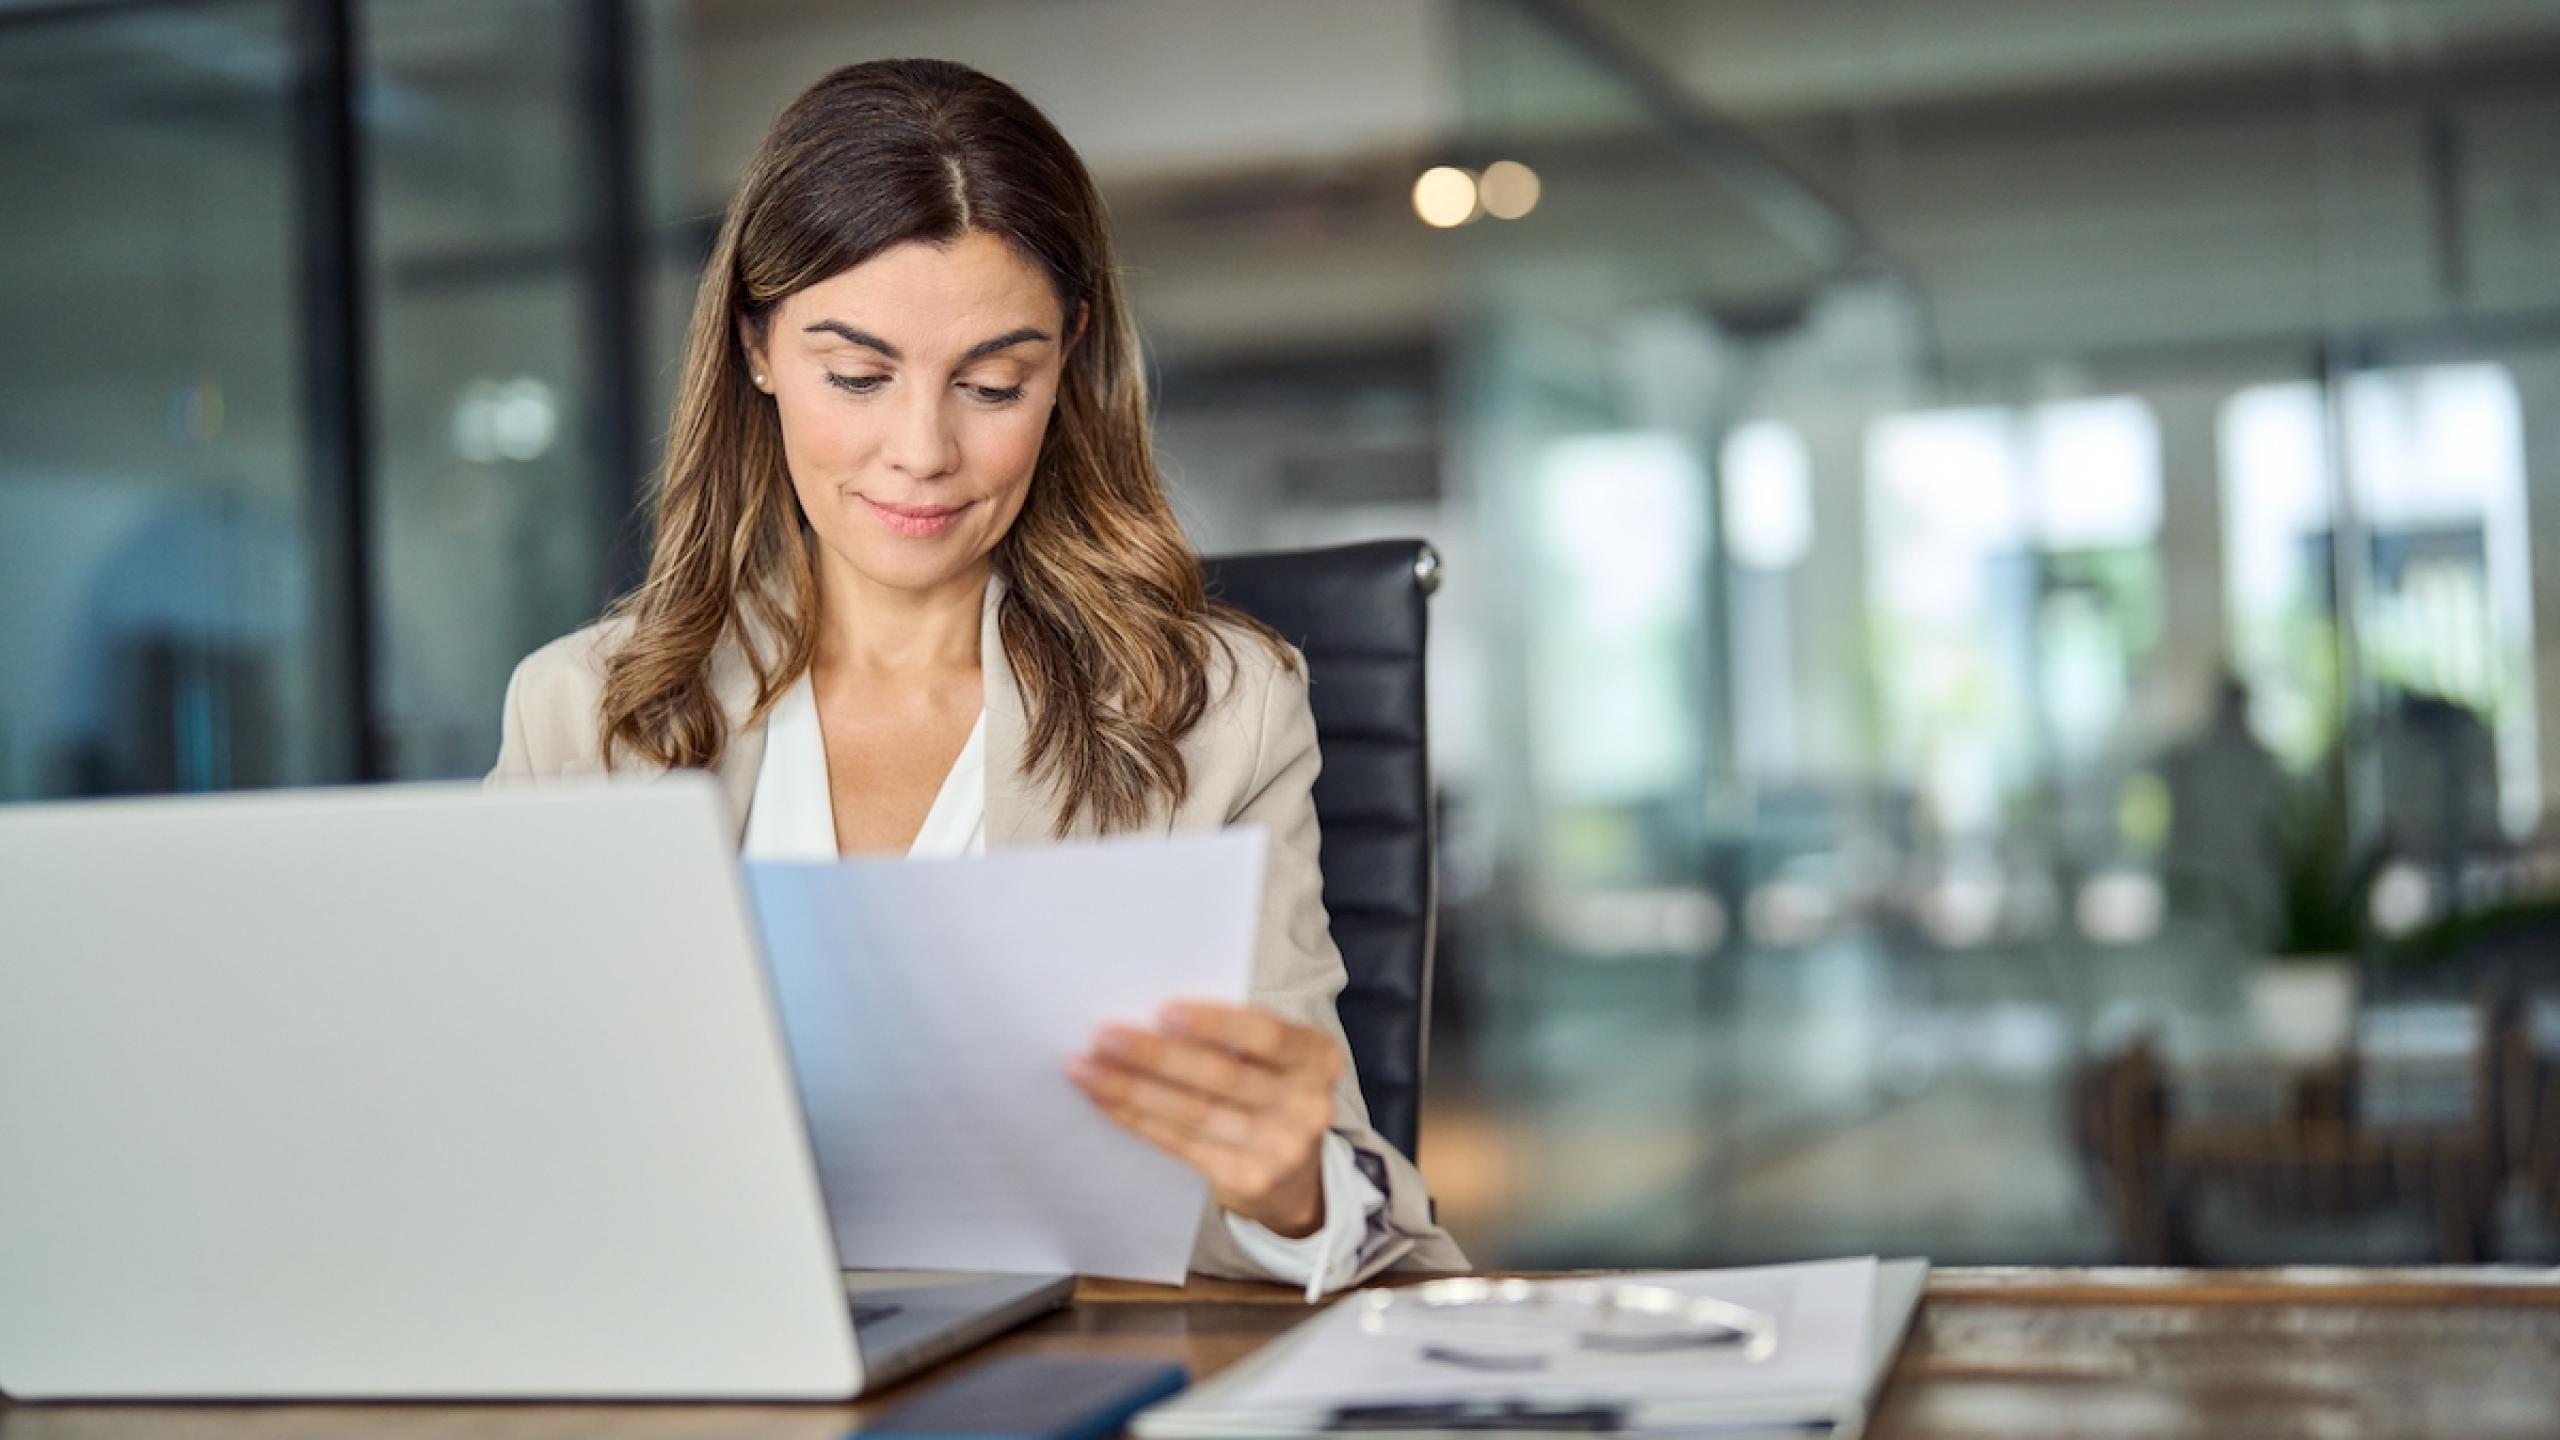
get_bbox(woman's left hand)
[1066,1000,1342,1239]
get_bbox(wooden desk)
[2076,1029,2510,1264]
[6,1268,2560,1438]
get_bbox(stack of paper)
[1136,1256,1928,1438]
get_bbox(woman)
[487,57,1465,1293]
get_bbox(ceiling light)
[1412,166,1479,229]
[1479,159,1540,220]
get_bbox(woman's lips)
[861,496,967,538]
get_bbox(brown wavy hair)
[596,58,1285,836]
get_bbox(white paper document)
[1137,1256,1923,1438]
[744,829,1266,1284]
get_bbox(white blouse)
[740,672,986,862]
[737,670,1381,1297]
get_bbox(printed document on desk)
[1136,1256,1929,1437]
[745,829,1266,1284]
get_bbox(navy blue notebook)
[857,1356,1189,1440]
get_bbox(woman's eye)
[965,382,1026,405]
[824,373,886,395]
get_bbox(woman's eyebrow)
[960,326,1053,361]
[799,320,1052,363]
[803,320,899,358]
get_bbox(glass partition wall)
[0,1,324,798]
[0,0,683,797]
[1444,0,2560,1267]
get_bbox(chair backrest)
[1201,540,1439,1160]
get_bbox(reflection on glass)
[363,0,607,780]
[0,1,320,799]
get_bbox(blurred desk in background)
[5,1270,2560,1438]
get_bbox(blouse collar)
[739,671,987,860]
[708,569,1079,849]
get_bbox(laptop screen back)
[0,778,862,1400]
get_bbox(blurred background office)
[8,0,2560,1269]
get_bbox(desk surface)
[6,1268,2560,1438]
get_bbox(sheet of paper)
[1205,1256,1880,1418]
[744,829,1265,1284]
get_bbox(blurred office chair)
[1202,540,1440,1161]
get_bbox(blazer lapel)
[707,621,771,845]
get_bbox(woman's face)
[744,231,1072,597]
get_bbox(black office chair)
[1200,539,1440,1161]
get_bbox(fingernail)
[1096,1026,1137,1057]
[1065,1055,1099,1084]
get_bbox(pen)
[1322,1404,1840,1435]
[1325,1401,1627,1431]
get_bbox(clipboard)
[1134,1259,1929,1439]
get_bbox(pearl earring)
[753,372,768,390]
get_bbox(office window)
[2219,364,2535,829]
[1721,421,1814,572]
[1529,431,1711,815]
[1866,399,2162,836]
[2217,382,2337,766]
[1721,420,1814,782]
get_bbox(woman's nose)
[881,384,960,480]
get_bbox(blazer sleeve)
[1183,648,1471,1283]
[486,654,539,782]
[484,625,618,784]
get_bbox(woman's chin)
[828,536,991,597]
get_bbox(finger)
[1082,1082,1230,1169]
[1159,1001,1341,1079]
[1069,1062,1271,1189]
[1073,1053,1332,1182]
[1092,1024,1296,1111]
[1068,1051,1258,1146]
[1077,1071,1332,1227]
[1094,1098,1275,1204]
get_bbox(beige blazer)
[485,576,1468,1283]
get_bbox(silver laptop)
[0,777,1070,1401]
